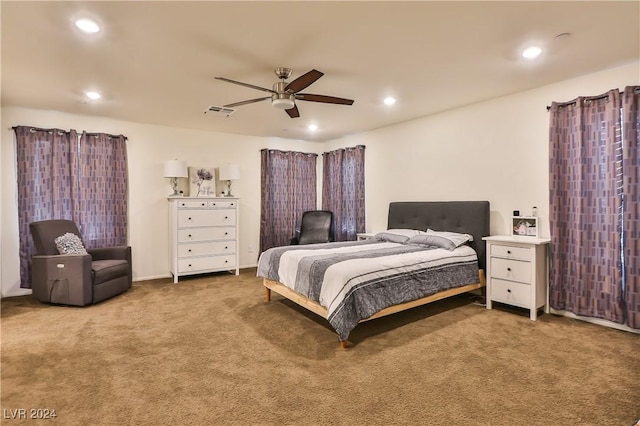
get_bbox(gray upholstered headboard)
[387,201,490,269]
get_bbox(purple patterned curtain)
[622,86,640,329]
[14,126,128,288]
[74,132,128,248]
[260,149,317,253]
[321,145,365,241]
[548,90,625,323]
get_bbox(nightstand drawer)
[490,278,531,308]
[490,257,531,283]
[490,244,531,261]
[178,241,236,258]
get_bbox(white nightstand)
[482,235,550,320]
[356,232,376,241]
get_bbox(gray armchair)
[29,219,132,306]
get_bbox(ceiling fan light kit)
[214,68,354,118]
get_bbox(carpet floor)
[2,268,638,425]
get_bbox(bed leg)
[265,287,271,302]
[340,340,348,349]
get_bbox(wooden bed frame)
[264,272,486,348]
[263,201,490,348]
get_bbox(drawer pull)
[225,216,229,219]
[507,289,511,293]
[188,217,192,220]
[188,264,192,267]
[224,232,228,235]
[507,267,511,271]
[225,260,228,263]
[507,250,511,254]
[201,203,205,206]
[188,249,192,252]
[225,246,228,249]
[188,234,192,238]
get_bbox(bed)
[257,201,490,347]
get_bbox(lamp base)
[225,180,234,197]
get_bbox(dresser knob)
[201,203,205,206]
[188,264,192,267]
[224,232,228,235]
[507,289,511,293]
[188,234,192,238]
[188,249,192,252]
[507,267,511,271]
[507,250,511,254]
[188,217,192,220]
[225,216,228,219]
[225,246,228,250]
[213,203,216,206]
[225,260,228,263]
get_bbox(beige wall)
[2,60,638,297]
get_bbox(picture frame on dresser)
[512,216,538,237]
[188,167,216,197]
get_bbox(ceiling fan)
[214,67,354,118]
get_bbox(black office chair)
[290,210,334,245]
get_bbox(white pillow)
[54,232,88,255]
[407,229,473,251]
[373,228,426,243]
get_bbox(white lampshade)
[219,164,240,181]
[163,160,187,178]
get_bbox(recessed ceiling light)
[522,46,542,59]
[75,18,100,33]
[384,97,396,106]
[308,124,318,132]
[85,91,102,100]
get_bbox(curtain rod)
[546,87,640,111]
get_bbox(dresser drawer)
[490,278,531,308]
[178,241,236,258]
[177,200,237,209]
[490,244,531,261]
[490,257,531,284]
[178,255,236,273]
[207,200,236,208]
[177,227,236,242]
[178,209,236,227]
[177,200,210,209]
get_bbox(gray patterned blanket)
[257,240,479,341]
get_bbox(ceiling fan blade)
[295,93,354,105]
[284,69,324,93]
[223,97,271,108]
[285,105,300,118]
[215,77,275,94]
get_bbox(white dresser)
[168,197,239,283]
[482,235,550,320]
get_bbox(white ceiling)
[2,1,639,142]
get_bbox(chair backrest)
[298,210,334,245]
[30,220,83,255]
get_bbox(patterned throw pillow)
[54,232,88,255]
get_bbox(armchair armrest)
[88,246,131,261]
[31,254,92,306]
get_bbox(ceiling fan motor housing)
[272,81,295,109]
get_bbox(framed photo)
[188,167,215,197]
[512,216,538,237]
